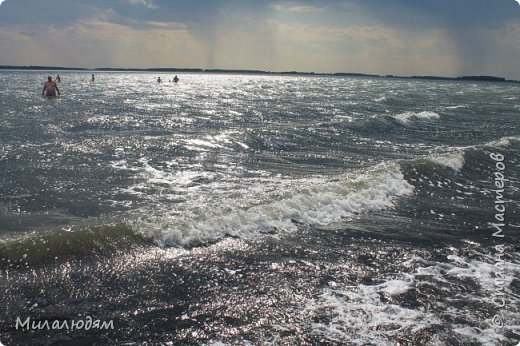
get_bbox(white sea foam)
[393,111,440,123]
[453,326,511,345]
[444,105,466,109]
[185,138,223,150]
[379,279,413,295]
[304,250,520,345]
[429,152,465,172]
[306,279,437,345]
[485,136,520,148]
[127,163,414,246]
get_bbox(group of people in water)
[157,75,179,83]
[42,74,180,97]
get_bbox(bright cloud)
[128,0,157,9]
[271,3,326,13]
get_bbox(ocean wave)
[0,224,151,269]
[393,111,440,123]
[428,152,465,172]
[484,135,520,148]
[130,163,414,247]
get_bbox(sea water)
[0,71,519,345]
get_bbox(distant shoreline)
[0,65,518,84]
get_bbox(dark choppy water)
[0,71,519,345]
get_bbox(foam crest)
[428,152,465,172]
[444,105,466,109]
[131,163,414,247]
[485,135,520,148]
[394,111,440,123]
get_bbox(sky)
[0,0,519,78]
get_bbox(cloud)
[145,21,186,30]
[0,19,204,68]
[271,3,326,13]
[0,0,277,70]
[454,21,520,77]
[352,0,520,30]
[0,0,519,78]
[128,0,157,9]
[267,19,459,75]
[317,0,520,77]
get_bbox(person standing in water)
[173,75,179,83]
[157,76,162,83]
[56,74,61,83]
[91,74,95,82]
[42,76,60,97]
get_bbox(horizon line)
[0,65,518,83]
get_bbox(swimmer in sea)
[173,75,179,83]
[157,76,162,83]
[42,76,60,97]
